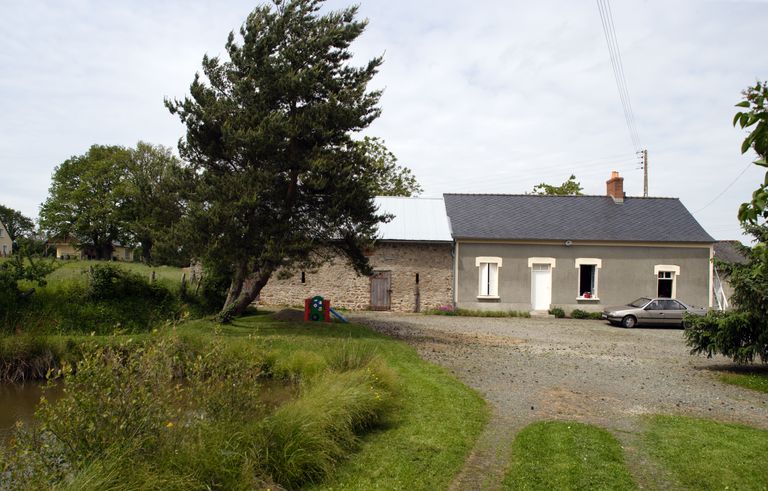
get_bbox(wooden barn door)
[370,271,391,311]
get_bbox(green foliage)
[571,309,602,320]
[1,331,400,490]
[122,142,189,266]
[643,415,768,490]
[3,262,183,335]
[1,313,486,490]
[685,223,768,364]
[549,307,565,318]
[0,252,57,331]
[425,308,531,318]
[39,145,132,259]
[0,204,34,244]
[0,335,78,383]
[531,174,584,196]
[684,310,766,364]
[166,0,387,317]
[257,365,397,488]
[357,137,423,196]
[503,421,635,490]
[733,81,768,223]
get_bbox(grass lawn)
[643,415,768,490]
[502,421,635,491]
[718,371,768,394]
[183,313,489,490]
[44,260,185,288]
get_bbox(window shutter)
[489,263,498,296]
[479,263,489,295]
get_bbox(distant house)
[444,172,716,313]
[50,237,135,262]
[259,196,454,312]
[0,221,12,257]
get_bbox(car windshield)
[628,297,651,308]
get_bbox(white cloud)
[1,0,766,240]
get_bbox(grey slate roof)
[443,194,715,243]
[714,241,747,264]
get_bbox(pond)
[0,381,62,442]
[0,378,294,444]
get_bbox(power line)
[596,0,641,151]
[692,161,753,214]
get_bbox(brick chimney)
[606,171,625,203]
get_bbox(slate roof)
[714,241,747,264]
[443,194,715,243]
[374,196,452,242]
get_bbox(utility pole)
[642,149,648,197]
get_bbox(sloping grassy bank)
[5,262,193,336]
[1,312,487,490]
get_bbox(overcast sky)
[1,0,766,241]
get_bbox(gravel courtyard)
[349,313,768,489]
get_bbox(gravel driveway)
[349,313,768,490]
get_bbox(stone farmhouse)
[0,221,12,257]
[259,197,454,311]
[261,172,716,314]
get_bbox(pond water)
[0,378,294,444]
[0,381,63,442]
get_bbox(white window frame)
[575,258,602,300]
[653,264,680,299]
[475,256,502,299]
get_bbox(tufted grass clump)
[1,331,401,490]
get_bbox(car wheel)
[621,315,637,328]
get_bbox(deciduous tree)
[122,142,189,265]
[166,0,386,319]
[357,137,422,196]
[0,204,34,244]
[733,81,768,223]
[40,145,131,259]
[531,174,583,196]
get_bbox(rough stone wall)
[259,242,453,312]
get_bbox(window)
[659,299,685,310]
[575,258,601,299]
[475,257,502,298]
[654,265,680,299]
[646,300,663,310]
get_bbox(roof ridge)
[442,193,680,200]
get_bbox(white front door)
[531,264,552,310]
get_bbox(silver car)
[601,297,707,328]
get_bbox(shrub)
[571,309,601,320]
[549,307,565,318]
[684,311,766,364]
[255,364,397,488]
[426,308,530,318]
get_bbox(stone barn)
[259,196,453,312]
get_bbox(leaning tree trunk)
[223,262,247,309]
[219,268,273,322]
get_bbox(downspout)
[708,244,714,309]
[452,241,459,308]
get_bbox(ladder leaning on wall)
[712,268,729,311]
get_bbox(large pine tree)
[167,0,386,319]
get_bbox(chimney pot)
[606,171,625,203]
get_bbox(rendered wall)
[456,241,711,312]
